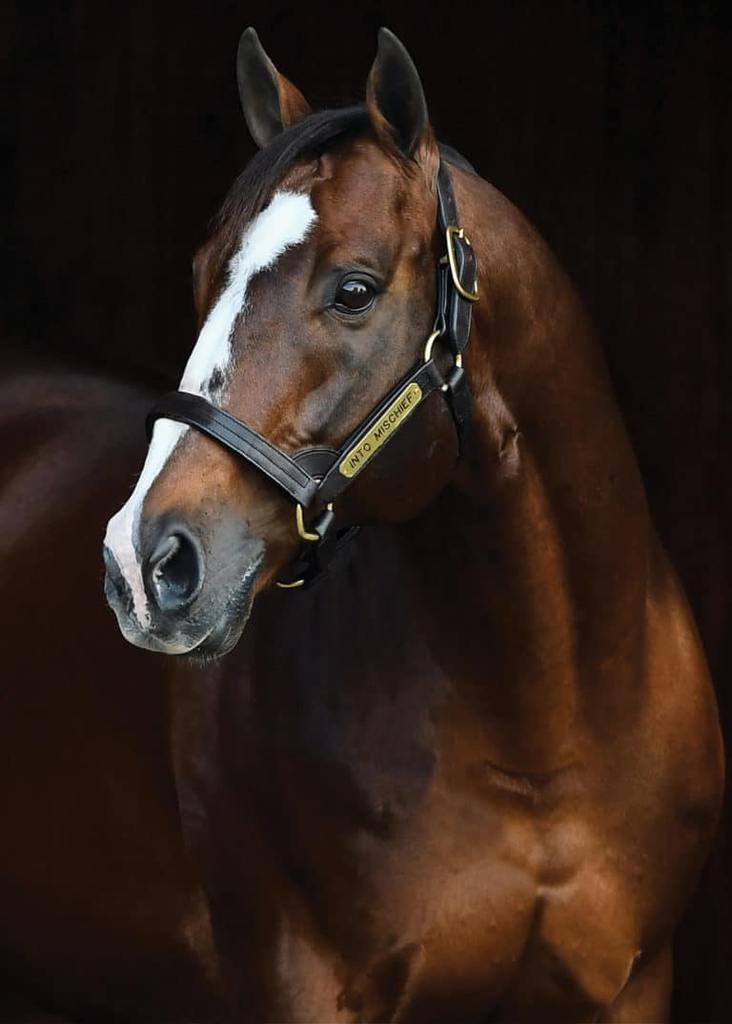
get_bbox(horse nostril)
[146,530,204,613]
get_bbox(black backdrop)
[2,1,730,1020]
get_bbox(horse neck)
[212,174,654,781]
[396,171,653,771]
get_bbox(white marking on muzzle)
[104,190,317,628]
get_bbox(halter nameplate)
[339,382,423,480]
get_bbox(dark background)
[2,1,730,1020]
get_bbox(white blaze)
[104,190,317,627]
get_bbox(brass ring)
[296,501,333,543]
[296,503,320,542]
[423,329,442,363]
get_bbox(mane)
[216,105,371,241]
[216,104,477,243]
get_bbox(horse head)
[104,29,474,657]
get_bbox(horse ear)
[366,28,435,167]
[237,28,312,148]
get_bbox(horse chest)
[272,793,538,1021]
[208,650,662,1019]
[273,773,646,1022]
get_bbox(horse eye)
[333,278,376,314]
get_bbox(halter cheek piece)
[146,161,478,588]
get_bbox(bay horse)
[103,28,724,1022]
[0,354,226,1021]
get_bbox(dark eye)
[333,277,376,314]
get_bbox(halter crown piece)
[147,160,479,588]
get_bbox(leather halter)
[147,160,478,588]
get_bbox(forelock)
[212,106,477,254]
[216,106,372,243]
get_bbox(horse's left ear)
[366,29,437,174]
[237,28,312,148]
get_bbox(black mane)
[216,105,371,236]
[216,104,477,240]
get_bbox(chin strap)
[146,159,478,588]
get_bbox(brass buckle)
[276,502,334,590]
[445,225,479,303]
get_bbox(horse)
[0,352,227,1021]
[102,27,724,1022]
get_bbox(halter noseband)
[146,160,478,588]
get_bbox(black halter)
[147,160,478,588]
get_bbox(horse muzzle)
[102,513,266,658]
